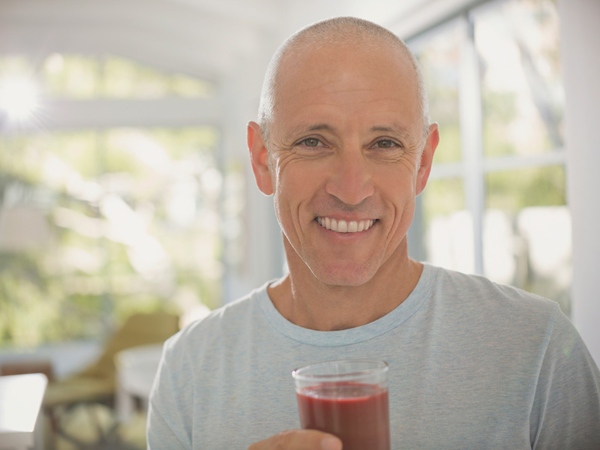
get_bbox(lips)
[316,217,376,233]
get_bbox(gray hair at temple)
[257,16,431,143]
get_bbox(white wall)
[558,0,600,366]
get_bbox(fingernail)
[321,435,341,450]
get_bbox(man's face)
[250,41,438,287]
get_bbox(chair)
[43,311,179,449]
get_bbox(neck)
[268,246,423,331]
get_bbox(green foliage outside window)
[0,126,223,348]
[39,54,215,99]
[485,165,566,211]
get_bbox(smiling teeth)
[317,217,375,233]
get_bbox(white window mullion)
[459,13,486,275]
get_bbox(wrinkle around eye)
[366,142,415,165]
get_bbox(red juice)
[296,382,390,450]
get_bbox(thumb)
[320,434,343,450]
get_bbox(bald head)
[258,17,430,140]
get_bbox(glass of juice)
[292,360,390,450]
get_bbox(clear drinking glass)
[292,360,390,450]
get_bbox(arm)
[146,341,193,450]
[147,399,190,450]
[530,306,600,448]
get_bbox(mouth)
[316,217,376,233]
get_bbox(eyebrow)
[370,124,412,138]
[306,123,334,132]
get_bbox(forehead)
[272,40,421,130]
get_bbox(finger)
[248,429,342,450]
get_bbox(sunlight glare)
[0,76,40,122]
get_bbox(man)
[147,17,600,449]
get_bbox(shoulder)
[429,264,558,310]
[423,266,595,375]
[162,282,271,360]
[424,264,563,334]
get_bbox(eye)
[297,137,323,148]
[373,139,400,149]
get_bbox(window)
[0,55,228,347]
[407,0,570,314]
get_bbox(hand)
[248,429,342,450]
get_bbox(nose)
[325,148,375,206]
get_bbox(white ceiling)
[0,0,482,82]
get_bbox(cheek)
[272,152,301,193]
[380,164,418,199]
[381,173,418,228]
[273,156,323,199]
[272,164,312,225]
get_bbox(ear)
[247,121,274,195]
[416,123,439,195]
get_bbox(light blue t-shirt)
[147,265,600,449]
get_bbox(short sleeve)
[147,334,193,450]
[530,305,600,448]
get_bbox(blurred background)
[0,0,598,448]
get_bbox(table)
[0,373,48,450]
[115,344,163,423]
